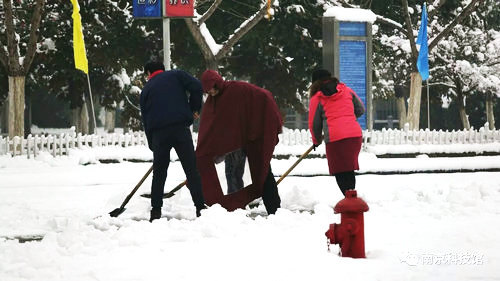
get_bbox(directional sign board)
[322,7,375,130]
[165,0,194,17]
[339,40,367,129]
[133,0,162,18]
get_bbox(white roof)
[324,6,377,23]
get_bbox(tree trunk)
[0,102,8,135]
[458,93,470,130]
[8,76,25,138]
[406,72,422,130]
[105,108,115,133]
[25,91,32,136]
[396,96,407,129]
[72,104,89,135]
[486,93,495,130]
[81,102,89,135]
[86,97,95,134]
[206,59,218,71]
[71,108,79,133]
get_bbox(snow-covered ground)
[1,144,499,281]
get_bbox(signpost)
[133,0,195,70]
[322,7,376,130]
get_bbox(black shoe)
[149,207,161,222]
[196,205,207,217]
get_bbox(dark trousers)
[225,149,246,194]
[334,171,356,196]
[151,125,205,209]
[262,168,281,215]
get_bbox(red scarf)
[148,70,163,80]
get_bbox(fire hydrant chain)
[327,238,331,252]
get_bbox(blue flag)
[416,3,429,80]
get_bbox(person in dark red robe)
[197,70,283,214]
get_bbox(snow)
[199,22,222,56]
[324,6,377,23]
[1,141,500,281]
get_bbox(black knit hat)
[144,61,165,74]
[311,69,331,83]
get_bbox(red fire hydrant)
[325,189,369,258]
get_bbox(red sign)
[165,0,194,18]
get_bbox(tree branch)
[428,0,486,51]
[197,0,222,25]
[216,1,268,60]
[375,15,407,37]
[3,0,20,74]
[337,0,357,8]
[184,18,216,63]
[0,2,7,68]
[487,60,500,67]
[401,0,418,69]
[0,41,7,70]
[428,0,447,18]
[22,0,46,74]
[428,81,456,89]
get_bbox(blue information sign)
[339,40,367,129]
[339,22,366,37]
[133,0,161,18]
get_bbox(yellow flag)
[71,0,88,74]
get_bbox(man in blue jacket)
[140,61,206,222]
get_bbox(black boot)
[262,169,281,215]
[149,207,161,222]
[196,205,207,217]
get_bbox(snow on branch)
[199,22,222,56]
[375,15,407,36]
[196,0,222,25]
[428,0,447,18]
[186,0,274,65]
[3,0,20,72]
[216,1,269,60]
[428,0,486,51]
[22,0,46,72]
[0,44,7,69]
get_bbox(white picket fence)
[1,124,499,157]
[0,132,148,158]
[277,124,500,147]
[363,123,500,146]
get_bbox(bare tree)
[0,0,46,137]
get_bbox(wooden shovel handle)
[277,144,315,185]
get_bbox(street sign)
[339,40,367,130]
[323,7,376,130]
[133,0,162,18]
[165,0,194,18]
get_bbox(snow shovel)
[141,144,315,199]
[109,165,153,217]
[140,180,187,199]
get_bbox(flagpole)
[416,2,429,130]
[162,16,171,70]
[86,74,97,134]
[427,80,430,129]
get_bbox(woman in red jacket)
[308,69,365,196]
